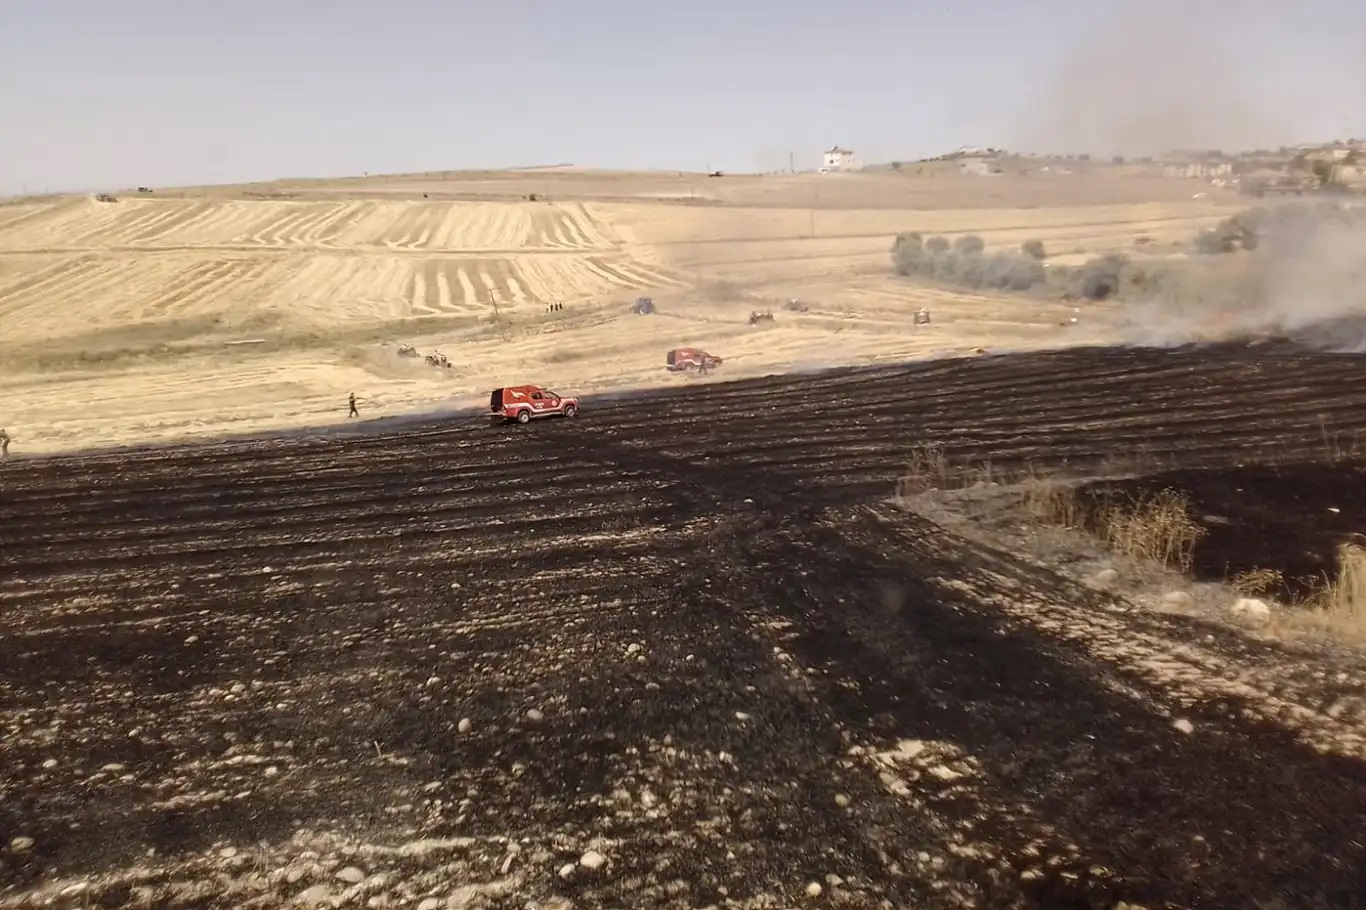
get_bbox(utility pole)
[789,151,794,174]
[489,290,509,341]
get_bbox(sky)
[2,0,1364,194]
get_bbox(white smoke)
[1116,202,1366,353]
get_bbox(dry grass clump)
[1231,567,1285,598]
[1294,541,1366,639]
[895,443,952,498]
[1096,488,1205,573]
[1019,472,1083,528]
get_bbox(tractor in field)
[631,297,656,315]
[666,347,723,374]
[425,351,452,369]
[396,344,418,358]
[748,310,775,326]
[785,298,809,312]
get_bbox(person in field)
[348,393,359,418]
[0,428,10,460]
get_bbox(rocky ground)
[3,343,1366,909]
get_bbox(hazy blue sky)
[2,0,1363,193]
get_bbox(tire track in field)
[57,202,176,248]
[101,202,209,244]
[559,204,600,247]
[0,255,95,303]
[0,258,135,324]
[0,198,93,243]
[124,201,226,246]
[281,203,362,248]
[308,201,376,247]
[156,258,282,321]
[251,204,326,247]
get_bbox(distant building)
[1162,162,1233,179]
[821,147,857,172]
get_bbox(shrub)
[891,232,1047,292]
[953,234,985,256]
[1021,239,1047,260]
[1070,253,1128,300]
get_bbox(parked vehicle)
[665,347,723,373]
[489,385,580,424]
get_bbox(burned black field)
[4,343,1366,910]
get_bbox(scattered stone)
[627,643,642,655]
[336,866,366,884]
[41,759,57,770]
[806,881,823,897]
[1229,597,1271,625]
[220,846,238,859]
[558,863,576,880]
[418,898,442,910]
[735,711,751,722]
[580,849,607,870]
[1172,718,1195,735]
[834,794,850,808]
[526,709,544,722]
[457,718,472,734]
[10,836,34,853]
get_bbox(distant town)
[817,140,1366,196]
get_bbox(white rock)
[834,794,850,808]
[425,677,441,687]
[1229,597,1271,625]
[336,866,366,883]
[806,881,823,897]
[580,849,607,870]
[10,836,34,852]
[41,759,57,770]
[626,643,642,655]
[526,709,544,722]
[1090,568,1120,586]
[1172,718,1195,735]
[558,863,576,880]
[1161,591,1195,609]
[734,711,751,722]
[418,899,442,910]
[457,718,472,734]
[296,884,334,905]
[220,846,239,859]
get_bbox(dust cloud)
[1015,1,1294,157]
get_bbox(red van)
[489,385,580,424]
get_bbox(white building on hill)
[821,147,857,172]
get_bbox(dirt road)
[3,343,1366,909]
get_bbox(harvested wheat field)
[3,344,1366,909]
[0,169,1244,454]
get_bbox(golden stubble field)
[0,168,1248,454]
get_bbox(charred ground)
[3,343,1366,909]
